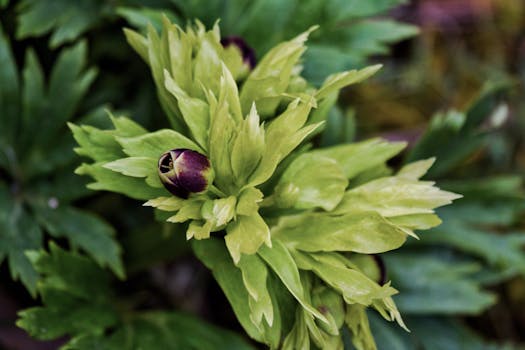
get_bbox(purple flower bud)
[158,149,214,199]
[221,36,256,69]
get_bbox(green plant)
[19,19,460,349]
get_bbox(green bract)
[71,19,460,349]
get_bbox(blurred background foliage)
[0,0,524,349]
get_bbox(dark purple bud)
[221,36,256,69]
[158,149,214,199]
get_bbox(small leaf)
[248,99,318,186]
[117,129,202,159]
[315,64,381,100]
[236,187,263,216]
[239,27,315,117]
[76,163,166,200]
[164,70,210,149]
[230,104,265,185]
[225,213,271,263]
[104,156,161,188]
[201,196,237,228]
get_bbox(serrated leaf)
[333,175,460,217]
[315,64,382,100]
[76,163,167,200]
[248,99,317,186]
[16,0,104,48]
[117,6,181,31]
[18,244,253,349]
[236,187,263,216]
[385,252,496,314]
[273,212,408,254]
[143,196,185,211]
[311,138,406,180]
[230,104,265,185]
[17,244,117,339]
[208,88,237,193]
[31,204,124,279]
[239,27,314,117]
[225,213,271,263]
[164,70,210,149]
[275,153,348,211]
[117,129,202,159]
[201,196,237,228]
[103,156,161,188]
[166,199,204,224]
[294,251,397,306]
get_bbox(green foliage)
[369,314,518,350]
[16,0,111,48]
[374,81,525,347]
[17,244,256,350]
[5,0,518,348]
[406,81,510,178]
[0,25,122,295]
[119,0,417,84]
[70,20,458,349]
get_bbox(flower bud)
[221,36,256,69]
[158,149,214,199]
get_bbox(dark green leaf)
[16,0,107,48]
[0,185,42,295]
[0,24,20,145]
[31,203,124,278]
[18,244,255,349]
[385,252,496,314]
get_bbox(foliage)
[66,20,458,349]
[17,244,255,350]
[117,0,418,84]
[368,67,525,348]
[2,0,524,349]
[0,24,122,295]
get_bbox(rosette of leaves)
[69,20,459,349]
[0,25,123,296]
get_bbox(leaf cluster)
[69,19,459,349]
